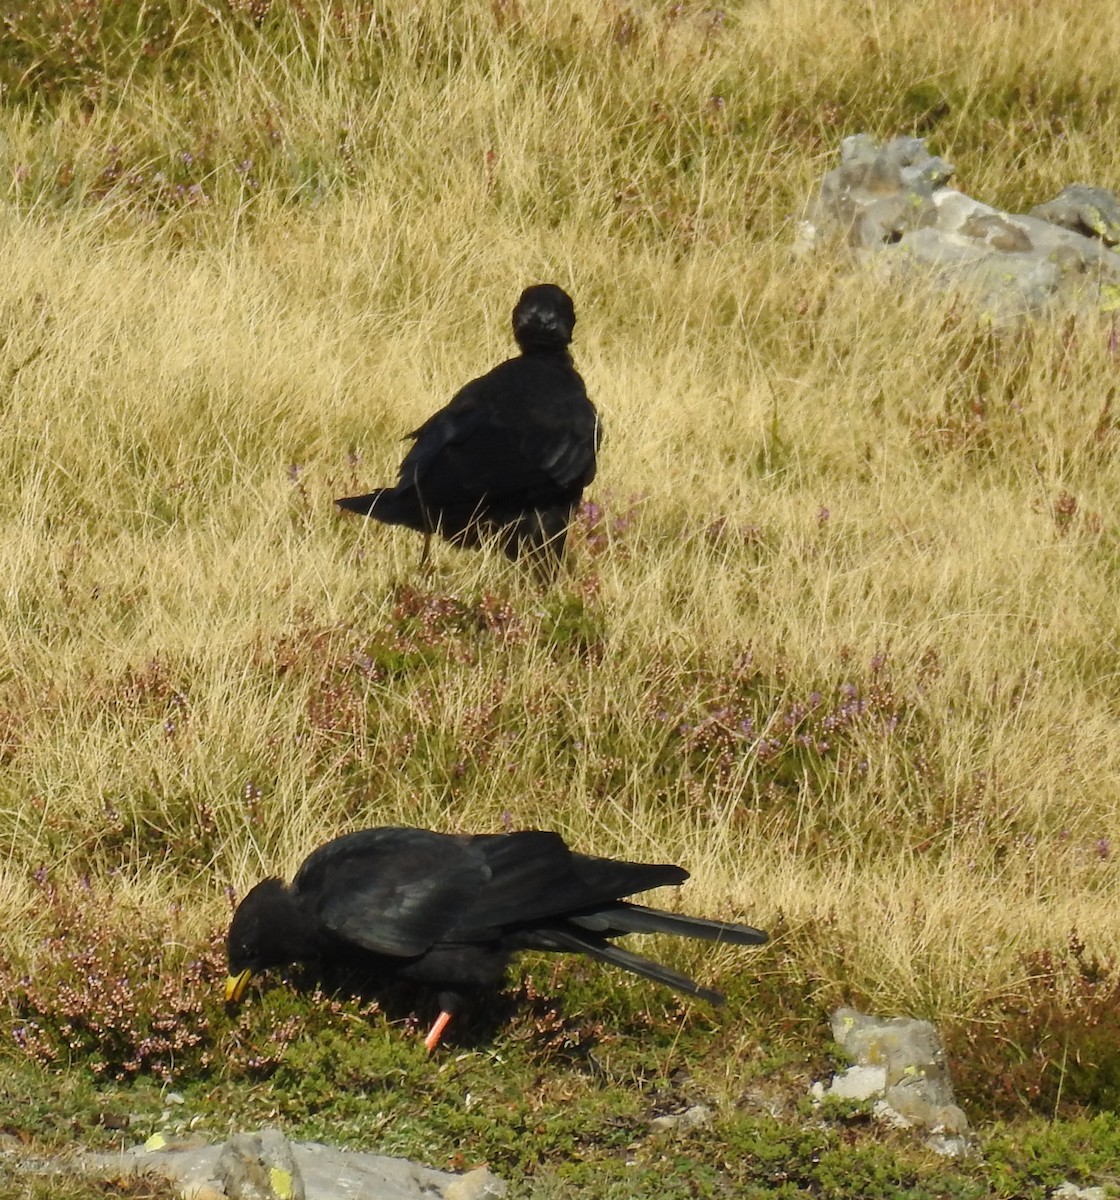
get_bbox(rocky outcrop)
[799,134,1120,324]
[811,1006,973,1157]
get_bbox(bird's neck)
[519,343,573,364]
[286,903,324,962]
[260,890,322,966]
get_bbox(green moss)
[6,1045,1120,1200]
[982,1113,1120,1194]
[0,1177,179,1200]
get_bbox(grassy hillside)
[2,0,1120,1190]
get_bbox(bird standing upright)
[225,826,768,1052]
[336,284,600,579]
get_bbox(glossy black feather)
[336,285,600,574]
[226,826,768,1026]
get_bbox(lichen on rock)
[800,134,1120,325]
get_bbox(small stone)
[650,1104,713,1133]
[1052,1183,1107,1200]
[131,1133,208,1156]
[679,1105,713,1130]
[444,1166,507,1200]
[793,219,819,257]
[925,1133,975,1159]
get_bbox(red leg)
[424,1010,453,1053]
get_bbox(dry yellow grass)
[1,0,1119,1041]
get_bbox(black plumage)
[336,284,600,577]
[225,827,768,1050]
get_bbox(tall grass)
[2,0,1120,1104]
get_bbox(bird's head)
[225,877,299,1002]
[512,284,576,352]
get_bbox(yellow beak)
[225,969,253,1003]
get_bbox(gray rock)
[885,1084,969,1136]
[926,1133,975,1160]
[802,134,1120,323]
[283,1141,458,1200]
[216,1131,305,1200]
[1051,1183,1107,1200]
[856,194,937,247]
[649,1104,714,1134]
[887,225,991,267]
[181,1184,227,1200]
[870,1100,912,1129]
[444,1166,507,1200]
[813,1007,974,1156]
[813,134,954,243]
[832,1008,938,1065]
[78,1130,490,1200]
[931,189,1003,234]
[1031,185,1120,245]
[959,213,1033,253]
[824,1064,887,1101]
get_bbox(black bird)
[336,284,600,578]
[225,827,768,1051]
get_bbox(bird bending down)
[225,827,768,1052]
[336,284,600,580]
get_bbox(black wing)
[292,828,488,957]
[290,828,686,956]
[443,833,687,941]
[397,357,598,511]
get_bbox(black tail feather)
[336,488,429,531]
[336,490,388,517]
[540,927,726,1005]
[570,902,768,946]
